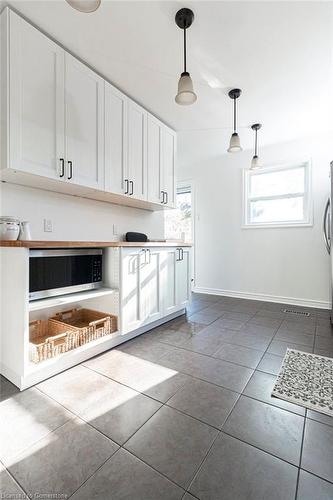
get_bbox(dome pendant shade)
[65,0,101,13]
[227,88,242,153]
[250,155,261,170]
[227,132,242,153]
[175,8,196,106]
[250,123,262,169]
[175,72,197,105]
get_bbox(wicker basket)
[50,308,118,346]
[29,320,79,364]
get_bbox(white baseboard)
[193,286,330,310]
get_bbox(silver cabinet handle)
[67,160,73,180]
[124,179,129,195]
[165,191,168,205]
[146,248,151,264]
[129,180,134,196]
[323,198,331,254]
[59,158,65,178]
[160,191,164,204]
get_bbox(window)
[243,162,312,227]
[165,184,193,242]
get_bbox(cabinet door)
[162,127,176,208]
[120,249,142,334]
[9,11,65,179]
[140,249,161,324]
[160,249,178,315]
[176,248,191,307]
[105,82,128,195]
[127,101,147,200]
[147,115,163,204]
[65,54,104,189]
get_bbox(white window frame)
[242,161,313,229]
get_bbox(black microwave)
[29,248,103,300]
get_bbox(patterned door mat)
[272,349,333,417]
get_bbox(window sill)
[242,222,313,229]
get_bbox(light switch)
[44,219,53,232]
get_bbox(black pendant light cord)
[183,27,187,73]
[233,97,236,133]
[254,128,258,156]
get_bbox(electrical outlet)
[44,219,53,232]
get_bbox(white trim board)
[193,287,330,310]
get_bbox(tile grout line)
[294,412,307,500]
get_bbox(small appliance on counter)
[19,221,32,240]
[0,216,21,240]
[125,232,148,242]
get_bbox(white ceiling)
[2,0,333,165]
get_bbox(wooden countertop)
[0,240,192,248]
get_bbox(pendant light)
[250,123,262,169]
[227,89,242,153]
[65,0,101,13]
[175,8,197,105]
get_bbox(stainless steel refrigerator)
[323,161,333,321]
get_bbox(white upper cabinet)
[104,81,128,195]
[1,8,176,210]
[147,115,163,204]
[162,126,176,208]
[127,101,147,200]
[65,54,104,190]
[8,11,65,179]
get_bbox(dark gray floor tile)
[301,419,333,483]
[8,418,119,498]
[84,349,185,396]
[189,433,298,500]
[257,353,283,375]
[297,470,333,500]
[213,342,264,369]
[268,340,313,356]
[257,309,286,320]
[0,376,19,402]
[167,377,239,429]
[239,323,278,338]
[244,370,305,416]
[186,302,210,315]
[188,311,222,325]
[315,325,333,338]
[160,348,253,393]
[247,316,282,329]
[307,409,333,427]
[227,331,272,351]
[274,330,314,346]
[313,348,333,358]
[180,332,228,356]
[39,364,161,444]
[221,311,254,322]
[125,406,218,489]
[0,387,73,463]
[143,371,192,403]
[223,396,304,465]
[279,321,316,335]
[152,328,195,347]
[116,335,175,362]
[315,336,333,350]
[212,317,246,330]
[0,463,25,498]
[71,448,184,500]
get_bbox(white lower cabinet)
[120,247,190,334]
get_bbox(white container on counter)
[19,221,32,240]
[0,217,21,241]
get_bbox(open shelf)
[29,287,117,312]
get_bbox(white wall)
[0,183,165,241]
[178,134,331,308]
